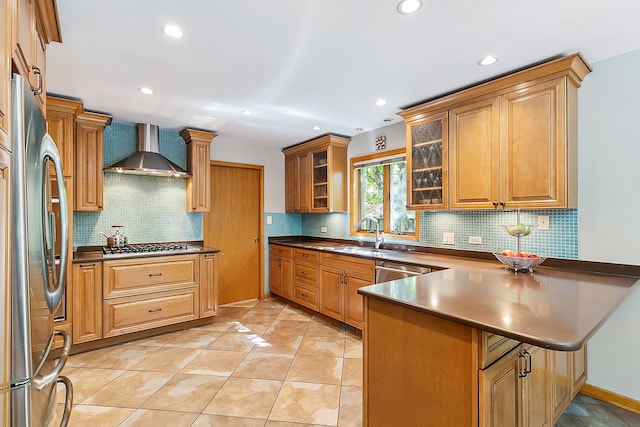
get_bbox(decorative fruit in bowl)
[494,252,545,272]
[503,223,535,237]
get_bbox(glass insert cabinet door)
[406,111,448,209]
[312,150,329,209]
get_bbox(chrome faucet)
[355,216,384,249]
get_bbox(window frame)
[350,148,420,241]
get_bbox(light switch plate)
[443,232,455,245]
[537,215,550,230]
[320,226,327,233]
[266,215,273,225]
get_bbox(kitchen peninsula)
[357,257,639,426]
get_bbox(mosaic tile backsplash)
[295,209,578,259]
[74,123,202,246]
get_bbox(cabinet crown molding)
[398,52,592,119]
[282,134,350,156]
[179,128,218,144]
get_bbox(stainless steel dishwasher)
[375,260,433,283]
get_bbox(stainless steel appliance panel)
[375,260,432,283]
[10,74,72,427]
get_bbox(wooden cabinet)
[480,343,551,427]
[269,245,293,299]
[269,244,371,330]
[449,97,500,208]
[284,152,310,212]
[363,296,587,427]
[319,252,374,329]
[550,350,572,422]
[0,143,10,426]
[401,53,591,210]
[74,111,111,211]
[46,96,82,177]
[180,128,217,212]
[292,248,320,310]
[102,255,200,338]
[0,0,10,136]
[13,0,59,112]
[199,253,219,318]
[283,134,350,213]
[405,111,448,209]
[71,262,103,344]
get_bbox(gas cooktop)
[101,242,199,258]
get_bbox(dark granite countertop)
[269,236,640,351]
[73,242,221,264]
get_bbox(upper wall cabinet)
[12,0,61,113]
[75,111,112,211]
[180,128,217,213]
[400,53,591,210]
[46,96,83,177]
[405,111,448,210]
[283,134,350,213]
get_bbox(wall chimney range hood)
[104,123,191,178]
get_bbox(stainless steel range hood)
[104,123,191,178]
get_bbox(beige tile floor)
[51,297,362,427]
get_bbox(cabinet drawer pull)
[80,263,96,267]
[301,271,308,275]
[300,292,307,298]
[302,253,309,258]
[149,273,163,277]
[32,66,43,95]
[148,308,162,313]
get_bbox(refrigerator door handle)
[56,375,73,427]
[32,330,71,391]
[40,133,69,313]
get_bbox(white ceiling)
[46,0,640,149]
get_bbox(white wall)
[211,136,285,212]
[349,121,406,158]
[578,49,640,401]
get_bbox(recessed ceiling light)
[162,24,184,39]
[312,126,321,131]
[397,0,423,15]
[241,110,252,116]
[376,99,387,106]
[478,56,498,66]
[139,87,154,95]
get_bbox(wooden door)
[551,350,572,422]
[522,345,551,427]
[500,78,566,208]
[205,161,263,304]
[345,271,371,329]
[319,266,344,321]
[480,345,522,427]
[72,262,103,344]
[284,155,298,212]
[449,97,500,209]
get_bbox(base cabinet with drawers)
[269,244,373,330]
[70,251,219,346]
[102,255,200,338]
[363,297,587,427]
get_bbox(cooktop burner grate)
[102,242,197,257]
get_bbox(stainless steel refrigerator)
[10,74,73,426]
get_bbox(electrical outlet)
[320,226,327,233]
[266,215,273,225]
[537,215,550,231]
[468,236,482,245]
[443,232,455,245]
